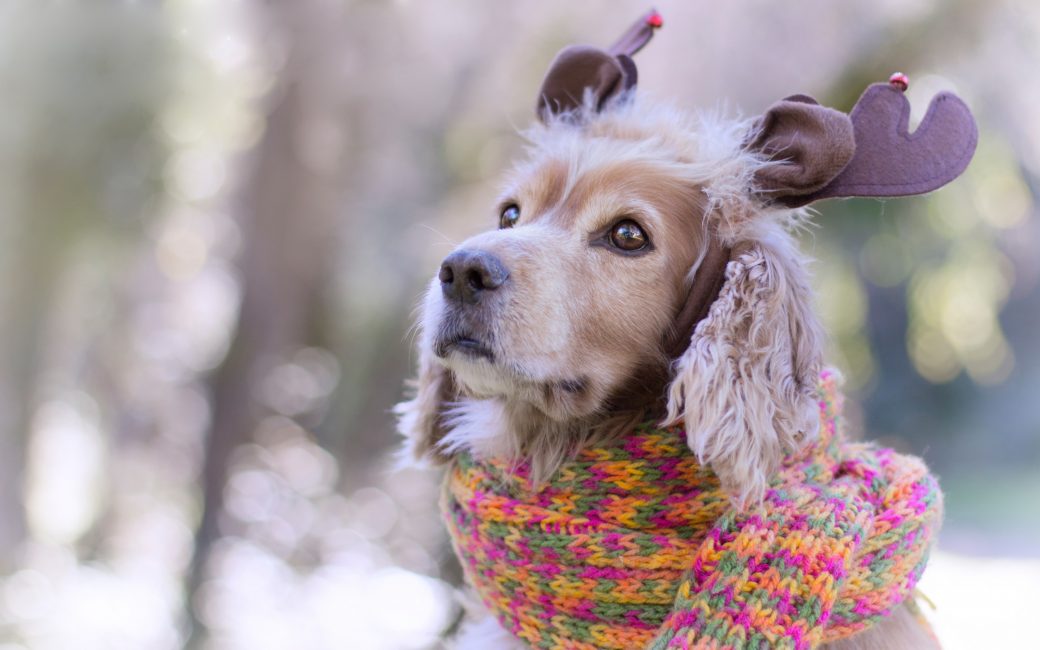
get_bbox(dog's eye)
[499,204,520,229]
[609,220,648,251]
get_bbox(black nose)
[439,249,509,304]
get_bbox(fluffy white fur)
[438,398,511,459]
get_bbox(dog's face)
[397,101,837,501]
[424,137,707,423]
[396,101,846,501]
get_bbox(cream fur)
[393,279,452,464]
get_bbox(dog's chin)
[440,353,600,422]
[442,351,516,399]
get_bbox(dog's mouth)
[435,332,495,362]
[434,324,597,414]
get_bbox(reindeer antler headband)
[536,10,979,208]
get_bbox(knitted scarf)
[442,372,942,649]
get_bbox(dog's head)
[396,12,977,504]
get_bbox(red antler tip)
[888,72,909,92]
[647,11,663,28]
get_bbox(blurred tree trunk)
[183,2,347,646]
[0,196,65,571]
[0,5,168,573]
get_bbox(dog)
[396,11,975,649]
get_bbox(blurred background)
[0,1,1037,648]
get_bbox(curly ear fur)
[663,227,824,507]
[393,321,454,465]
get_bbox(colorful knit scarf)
[442,372,942,649]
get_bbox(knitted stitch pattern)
[442,372,942,649]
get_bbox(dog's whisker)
[414,223,460,247]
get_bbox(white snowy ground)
[918,550,1040,648]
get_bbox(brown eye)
[609,220,648,251]
[499,204,520,229]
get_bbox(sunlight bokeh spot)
[25,398,104,545]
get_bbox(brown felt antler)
[536,9,662,122]
[753,78,978,207]
[798,82,978,205]
[607,8,661,57]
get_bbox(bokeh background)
[0,1,1037,648]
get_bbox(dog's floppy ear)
[747,94,856,202]
[393,321,455,465]
[751,78,978,207]
[536,10,661,122]
[664,77,977,505]
[664,240,824,507]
